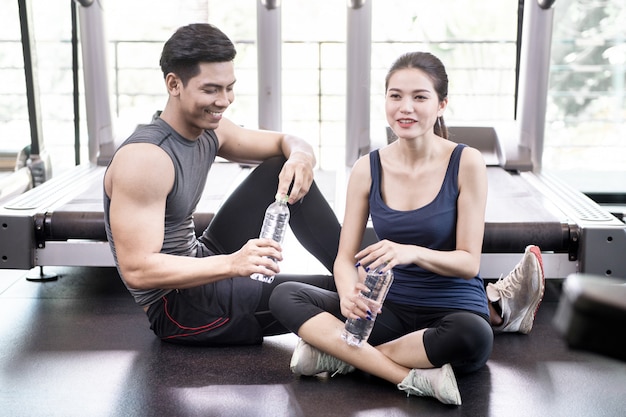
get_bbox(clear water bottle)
[342,265,394,347]
[250,195,290,283]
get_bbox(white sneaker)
[487,245,545,334]
[290,338,355,377]
[397,364,462,405]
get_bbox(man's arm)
[105,143,283,290]
[215,117,316,204]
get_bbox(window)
[544,0,626,180]
[1,0,624,180]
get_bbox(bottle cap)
[275,193,289,203]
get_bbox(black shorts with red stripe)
[146,277,264,346]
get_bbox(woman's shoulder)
[458,144,486,168]
[346,152,375,192]
[457,144,487,187]
[352,151,373,172]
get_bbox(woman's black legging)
[269,281,494,374]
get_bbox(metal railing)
[0,38,623,170]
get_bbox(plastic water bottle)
[250,195,290,283]
[342,265,394,347]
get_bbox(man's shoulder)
[122,120,171,146]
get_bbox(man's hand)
[277,151,315,204]
[229,238,284,278]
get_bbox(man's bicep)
[107,146,173,268]
[110,188,166,261]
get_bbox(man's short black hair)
[159,23,237,85]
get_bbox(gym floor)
[1,265,625,417]
[1,164,625,416]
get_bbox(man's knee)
[256,155,287,177]
[268,281,297,318]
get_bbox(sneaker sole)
[518,245,545,334]
[440,364,462,405]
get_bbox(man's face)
[178,61,236,132]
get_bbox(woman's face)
[385,68,446,141]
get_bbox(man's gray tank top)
[103,118,219,306]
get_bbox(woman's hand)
[340,282,373,320]
[355,239,409,274]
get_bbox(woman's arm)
[333,156,372,318]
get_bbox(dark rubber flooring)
[1,267,625,417]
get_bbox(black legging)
[199,156,340,272]
[269,281,494,374]
[198,156,340,335]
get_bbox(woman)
[269,52,544,405]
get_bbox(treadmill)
[345,0,626,280]
[1,0,625,280]
[0,0,255,271]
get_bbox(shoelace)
[399,367,462,405]
[399,370,434,397]
[316,353,352,377]
[491,268,522,299]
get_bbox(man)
[103,23,340,346]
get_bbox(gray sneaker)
[290,338,355,377]
[487,245,545,334]
[397,364,462,405]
